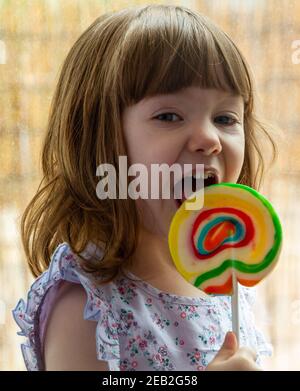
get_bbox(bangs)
[116,5,252,107]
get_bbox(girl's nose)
[186,121,222,156]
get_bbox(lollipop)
[168,183,282,339]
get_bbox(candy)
[168,183,282,295]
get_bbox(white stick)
[231,271,240,344]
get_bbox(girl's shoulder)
[12,242,121,371]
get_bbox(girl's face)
[122,86,245,237]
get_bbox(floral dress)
[12,242,272,371]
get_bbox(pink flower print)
[128,338,134,348]
[146,298,152,304]
[190,305,196,312]
[139,340,148,350]
[127,312,134,320]
[179,339,185,346]
[94,299,101,308]
[180,312,187,319]
[194,351,201,360]
[118,287,125,295]
[154,353,163,363]
[120,359,129,371]
[132,361,138,368]
[174,321,179,327]
[197,365,205,371]
[209,336,216,345]
[158,346,168,356]
[187,348,202,365]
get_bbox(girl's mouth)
[174,171,219,209]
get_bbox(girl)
[12,4,275,371]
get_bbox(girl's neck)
[125,227,209,299]
[127,227,174,278]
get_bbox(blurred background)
[0,0,300,370]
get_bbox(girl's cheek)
[227,144,245,180]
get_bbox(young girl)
[12,4,275,371]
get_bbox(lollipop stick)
[231,271,240,344]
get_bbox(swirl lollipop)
[168,183,282,340]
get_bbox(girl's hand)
[205,332,261,371]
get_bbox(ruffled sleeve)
[12,242,120,371]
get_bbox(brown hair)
[21,4,277,283]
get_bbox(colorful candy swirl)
[168,183,282,295]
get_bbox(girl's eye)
[154,113,182,122]
[153,113,240,126]
[214,115,239,126]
